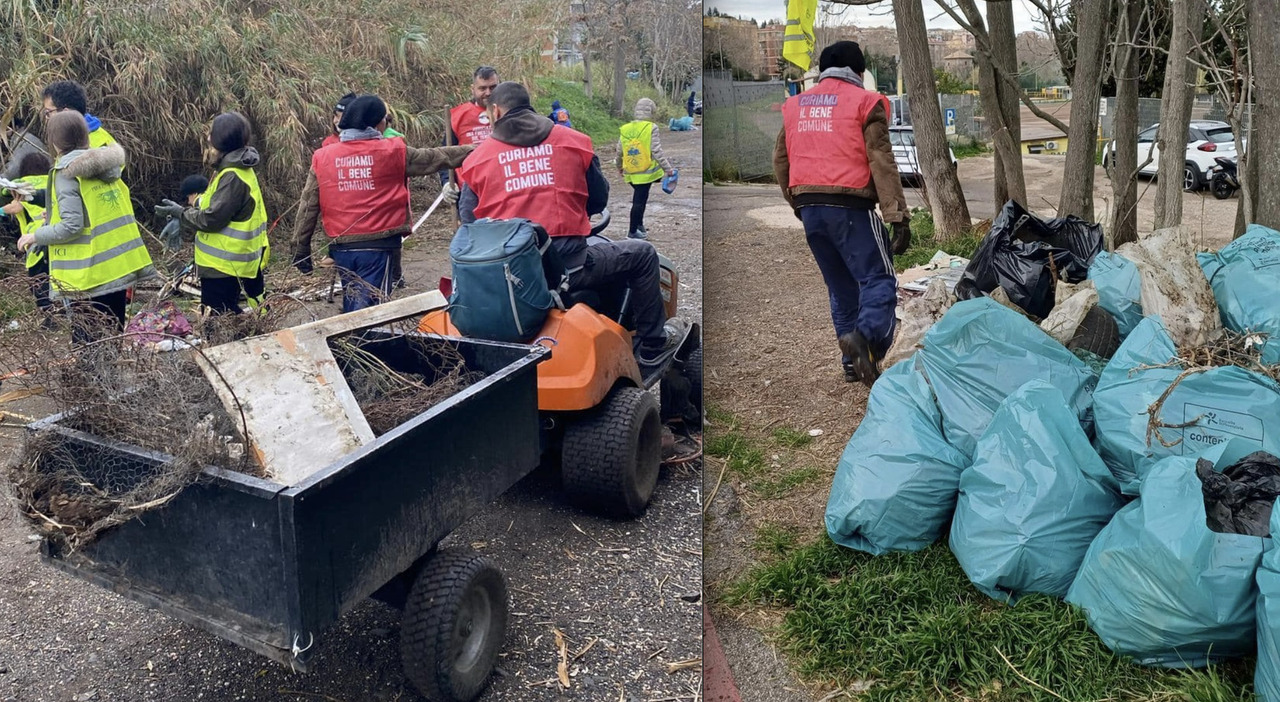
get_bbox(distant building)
[943,51,975,82]
[758,22,784,78]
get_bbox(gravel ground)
[0,128,703,702]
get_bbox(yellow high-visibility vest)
[620,121,662,185]
[193,166,270,278]
[10,174,49,268]
[46,172,152,293]
[88,126,116,149]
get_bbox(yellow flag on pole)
[782,0,818,72]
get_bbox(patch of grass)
[706,406,827,498]
[952,139,990,160]
[753,523,800,559]
[893,208,984,272]
[705,423,769,480]
[724,536,1256,701]
[771,427,814,449]
[753,466,824,499]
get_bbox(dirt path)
[0,128,703,702]
[700,162,1237,701]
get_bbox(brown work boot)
[838,330,880,388]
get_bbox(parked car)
[1104,120,1240,191]
[889,126,958,184]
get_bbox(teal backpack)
[448,219,559,343]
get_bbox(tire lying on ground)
[562,386,662,518]
[401,549,508,702]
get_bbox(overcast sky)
[707,0,1046,34]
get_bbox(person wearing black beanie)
[773,40,911,387]
[154,111,270,315]
[292,94,475,312]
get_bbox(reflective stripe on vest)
[782,79,887,190]
[458,125,594,238]
[313,138,410,238]
[194,167,270,277]
[46,173,152,293]
[620,121,662,185]
[16,174,48,267]
[450,102,493,145]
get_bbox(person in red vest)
[774,41,911,387]
[457,82,681,374]
[290,94,473,312]
[439,66,501,203]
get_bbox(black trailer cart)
[28,333,549,701]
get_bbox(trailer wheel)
[400,550,507,702]
[684,345,703,415]
[562,386,662,518]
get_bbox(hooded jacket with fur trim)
[32,143,157,298]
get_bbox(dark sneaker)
[838,330,880,388]
[842,360,859,383]
[393,277,407,290]
[628,228,648,240]
[637,319,688,376]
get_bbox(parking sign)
[945,108,957,135]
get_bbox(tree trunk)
[1057,0,1111,221]
[988,0,1025,205]
[1252,0,1280,228]
[894,0,972,240]
[1153,0,1206,229]
[612,36,627,118]
[1110,0,1141,247]
[583,46,593,98]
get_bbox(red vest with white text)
[451,103,493,145]
[312,138,409,238]
[459,125,594,238]
[782,79,888,190]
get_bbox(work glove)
[160,218,182,250]
[154,198,185,220]
[441,181,460,205]
[292,248,314,275]
[891,220,912,256]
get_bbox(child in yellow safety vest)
[617,98,674,240]
[2,151,53,312]
[16,111,155,341]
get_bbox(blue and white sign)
[945,107,957,135]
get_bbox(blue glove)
[160,218,182,250]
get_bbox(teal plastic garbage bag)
[825,358,970,555]
[949,381,1124,604]
[1258,501,1280,701]
[1093,316,1280,494]
[1198,223,1280,364]
[1065,440,1269,668]
[1088,251,1143,337]
[916,297,1097,459]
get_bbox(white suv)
[1105,120,1239,191]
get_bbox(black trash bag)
[1198,451,1280,537]
[954,200,1104,319]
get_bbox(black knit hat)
[334,92,358,114]
[338,95,387,130]
[180,174,210,199]
[819,41,866,74]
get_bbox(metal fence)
[704,72,988,181]
[1098,95,1253,139]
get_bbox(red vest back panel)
[451,103,493,145]
[782,80,888,190]
[313,138,410,238]
[459,125,594,238]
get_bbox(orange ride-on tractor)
[419,211,701,518]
